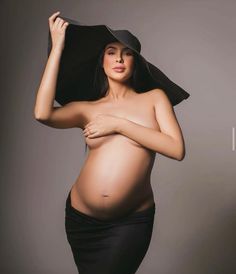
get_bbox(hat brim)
[47,16,190,106]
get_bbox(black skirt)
[65,189,156,274]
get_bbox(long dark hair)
[84,44,157,153]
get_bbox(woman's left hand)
[83,114,121,138]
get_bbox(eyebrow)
[105,46,131,50]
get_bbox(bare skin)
[34,12,185,220]
[70,90,159,220]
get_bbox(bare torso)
[70,90,161,220]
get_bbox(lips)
[113,67,125,72]
[113,66,125,69]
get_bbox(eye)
[107,52,114,55]
[125,51,133,56]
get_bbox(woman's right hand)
[48,11,69,52]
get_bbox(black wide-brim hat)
[47,16,190,106]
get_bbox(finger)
[85,122,93,128]
[54,17,63,27]
[60,20,69,29]
[84,128,92,135]
[87,128,97,135]
[57,18,65,28]
[88,132,97,138]
[55,18,68,29]
[62,22,69,29]
[49,11,60,19]
[48,11,60,22]
[48,11,60,29]
[85,129,95,137]
[83,128,89,133]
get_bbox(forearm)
[34,47,63,120]
[116,118,184,160]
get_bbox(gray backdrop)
[1,0,235,273]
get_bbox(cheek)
[103,55,113,69]
[126,58,135,71]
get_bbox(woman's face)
[102,41,135,83]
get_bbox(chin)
[109,73,132,82]
[111,77,131,84]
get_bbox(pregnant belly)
[71,143,155,219]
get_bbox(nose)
[116,54,124,63]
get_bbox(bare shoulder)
[141,88,165,98]
[148,88,168,98]
[147,88,172,108]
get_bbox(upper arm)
[37,101,86,129]
[152,89,185,153]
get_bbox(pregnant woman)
[34,11,190,274]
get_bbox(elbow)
[176,153,185,161]
[34,114,51,127]
[34,114,47,121]
[174,141,185,161]
[176,147,185,161]
[34,115,51,125]
[34,113,42,120]
[33,110,50,121]
[33,104,52,120]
